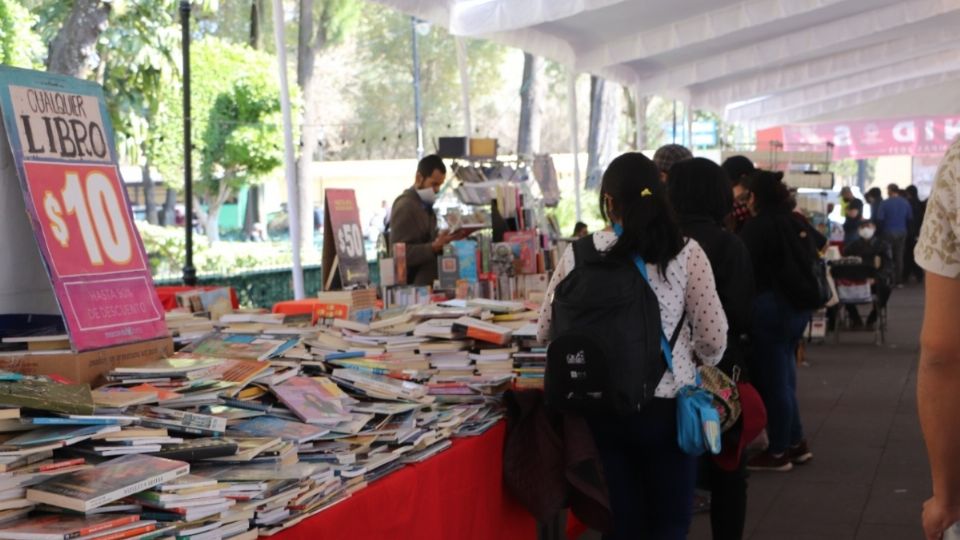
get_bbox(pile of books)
[0,302,536,539]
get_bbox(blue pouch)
[633,255,722,456]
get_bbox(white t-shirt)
[536,232,728,398]
[917,137,960,278]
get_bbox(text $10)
[43,171,133,266]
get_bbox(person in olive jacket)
[388,155,467,286]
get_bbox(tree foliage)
[0,0,44,68]
[333,5,506,160]
[152,37,293,241]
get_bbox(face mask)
[416,187,436,206]
[859,228,875,240]
[613,223,623,236]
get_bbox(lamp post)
[180,0,196,286]
[411,17,424,159]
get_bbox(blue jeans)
[587,399,697,540]
[750,291,810,455]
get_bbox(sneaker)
[789,440,814,465]
[747,451,794,472]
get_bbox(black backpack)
[777,216,831,311]
[545,236,683,415]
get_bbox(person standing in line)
[536,153,728,539]
[387,155,468,286]
[877,183,914,287]
[904,185,927,284]
[915,136,960,540]
[721,156,756,234]
[652,144,693,183]
[739,171,814,472]
[668,158,755,540]
[865,187,884,222]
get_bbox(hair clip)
[641,188,652,197]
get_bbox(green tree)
[154,37,293,242]
[0,0,44,68]
[99,0,181,225]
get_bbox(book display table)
[271,422,535,540]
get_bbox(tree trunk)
[585,76,621,190]
[142,158,158,224]
[46,0,111,77]
[517,53,542,157]
[243,0,265,238]
[205,208,221,243]
[161,188,177,226]
[296,0,324,256]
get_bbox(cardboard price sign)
[321,189,370,289]
[0,66,166,351]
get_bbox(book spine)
[86,465,189,511]
[89,524,156,540]
[76,515,141,538]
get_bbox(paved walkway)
[693,284,928,539]
[582,284,929,539]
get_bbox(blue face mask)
[613,223,623,236]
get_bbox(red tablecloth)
[155,286,239,311]
[270,422,536,540]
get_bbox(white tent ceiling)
[371,0,960,127]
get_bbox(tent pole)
[455,37,472,139]
[567,72,582,222]
[272,0,304,299]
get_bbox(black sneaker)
[789,440,813,465]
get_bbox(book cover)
[270,378,350,426]
[4,426,117,449]
[450,317,513,346]
[26,455,189,512]
[489,243,519,277]
[184,334,285,362]
[503,231,539,275]
[437,256,459,291]
[111,358,220,377]
[0,514,140,540]
[0,383,94,416]
[451,240,478,283]
[229,417,329,444]
[132,408,226,435]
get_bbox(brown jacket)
[389,188,438,286]
[503,390,611,533]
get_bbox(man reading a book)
[388,155,468,286]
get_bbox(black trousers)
[703,458,748,540]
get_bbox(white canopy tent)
[370,0,960,127]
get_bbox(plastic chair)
[829,262,886,345]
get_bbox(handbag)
[698,364,741,432]
[633,256,722,456]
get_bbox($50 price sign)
[24,162,145,277]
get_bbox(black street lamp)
[180,0,196,286]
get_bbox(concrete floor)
[583,283,929,540]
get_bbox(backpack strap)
[571,235,602,267]
[632,255,688,374]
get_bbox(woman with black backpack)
[739,171,816,472]
[536,152,728,539]
[668,158,755,540]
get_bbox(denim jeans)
[750,291,810,455]
[587,399,698,540]
[885,232,907,286]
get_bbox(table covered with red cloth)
[155,286,239,311]
[270,422,536,540]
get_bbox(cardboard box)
[469,138,497,158]
[0,337,173,385]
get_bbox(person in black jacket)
[668,158,755,540]
[739,171,814,472]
